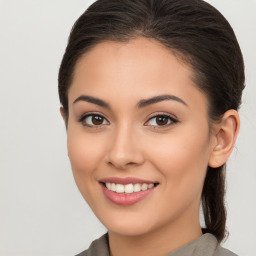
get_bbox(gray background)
[0,0,255,255]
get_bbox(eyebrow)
[73,94,188,109]
[137,94,188,108]
[73,95,110,108]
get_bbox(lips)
[99,177,159,206]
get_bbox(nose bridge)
[106,121,143,169]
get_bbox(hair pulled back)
[58,0,245,242]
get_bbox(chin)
[107,223,153,237]
[99,213,157,237]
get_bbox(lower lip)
[101,185,155,206]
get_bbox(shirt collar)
[84,233,218,256]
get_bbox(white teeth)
[105,182,155,193]
[141,183,148,191]
[133,183,141,192]
[115,184,125,193]
[106,183,112,190]
[111,183,116,192]
[148,183,154,189]
[124,184,133,193]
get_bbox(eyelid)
[144,112,178,127]
[78,112,110,127]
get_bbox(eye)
[79,114,109,127]
[145,114,178,127]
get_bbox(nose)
[105,124,145,170]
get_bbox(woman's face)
[65,38,216,237]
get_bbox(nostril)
[107,160,137,170]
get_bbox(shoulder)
[75,233,109,256]
[168,233,238,256]
[195,233,238,256]
[214,245,238,256]
[199,233,238,256]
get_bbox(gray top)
[76,233,238,256]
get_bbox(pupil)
[156,116,168,125]
[92,115,103,125]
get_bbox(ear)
[208,110,240,168]
[60,106,68,128]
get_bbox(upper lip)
[100,177,158,185]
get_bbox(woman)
[58,0,244,255]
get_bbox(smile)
[99,177,159,206]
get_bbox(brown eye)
[146,114,178,127]
[80,114,109,126]
[91,115,104,125]
[155,116,169,126]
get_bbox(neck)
[108,210,202,256]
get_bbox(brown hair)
[58,0,245,242]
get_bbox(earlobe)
[208,110,240,168]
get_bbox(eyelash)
[79,112,178,128]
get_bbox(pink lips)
[100,177,158,206]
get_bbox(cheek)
[66,127,110,210]
[66,127,108,199]
[67,128,104,172]
[146,124,210,197]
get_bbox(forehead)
[73,37,192,82]
[69,37,207,111]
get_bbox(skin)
[61,37,239,256]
